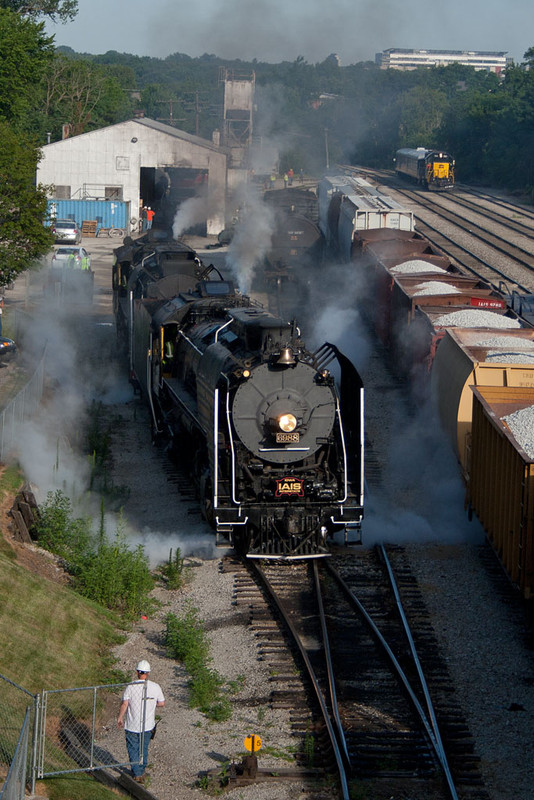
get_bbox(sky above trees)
[45,0,533,66]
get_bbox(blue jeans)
[125,729,151,776]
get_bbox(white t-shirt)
[122,679,165,733]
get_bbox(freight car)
[318,172,534,599]
[395,148,455,190]
[431,328,534,475]
[351,219,534,599]
[469,386,534,600]
[318,174,414,260]
[114,235,365,560]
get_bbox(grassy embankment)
[0,465,126,800]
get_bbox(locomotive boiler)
[129,286,364,560]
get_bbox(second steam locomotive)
[113,231,364,559]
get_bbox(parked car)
[51,220,81,244]
[0,336,17,362]
[51,246,91,270]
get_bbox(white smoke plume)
[362,402,486,546]
[172,196,207,239]
[6,269,217,564]
[226,189,276,294]
[305,260,371,373]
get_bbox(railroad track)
[346,166,534,294]
[389,186,534,288]
[456,185,534,223]
[228,550,490,800]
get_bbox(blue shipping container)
[46,199,130,233]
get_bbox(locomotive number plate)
[276,432,300,443]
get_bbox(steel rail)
[395,188,534,268]
[311,560,351,769]
[457,185,534,222]
[252,562,351,800]
[337,165,534,292]
[324,559,459,800]
[433,191,534,237]
[378,545,459,800]
[413,215,533,293]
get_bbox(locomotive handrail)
[223,377,241,509]
[146,333,162,435]
[178,329,202,354]
[334,396,348,504]
[214,318,232,342]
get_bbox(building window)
[54,185,71,199]
[105,186,123,200]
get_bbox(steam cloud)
[172,197,207,239]
[226,188,276,294]
[7,266,218,564]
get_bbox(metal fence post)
[30,693,41,795]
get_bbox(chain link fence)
[0,709,31,800]
[37,683,136,778]
[0,675,37,800]
[0,348,46,463]
[0,674,156,796]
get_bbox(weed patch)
[34,491,155,620]
[158,547,187,590]
[165,605,232,722]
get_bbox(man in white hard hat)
[117,659,165,784]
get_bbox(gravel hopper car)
[320,173,534,599]
[470,386,534,600]
[431,328,534,475]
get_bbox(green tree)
[0,0,77,22]
[41,53,133,137]
[397,86,448,147]
[0,8,54,126]
[0,120,53,284]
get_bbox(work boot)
[134,775,145,784]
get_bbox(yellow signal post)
[244,734,262,753]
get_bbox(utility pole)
[156,99,185,127]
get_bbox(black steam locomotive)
[113,236,364,560]
[261,188,324,318]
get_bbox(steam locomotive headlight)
[278,413,297,433]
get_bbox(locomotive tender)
[395,148,455,190]
[260,188,324,317]
[113,232,365,560]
